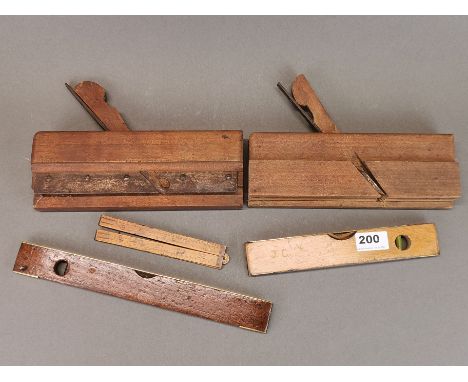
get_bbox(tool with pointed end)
[13,242,272,332]
[66,81,130,131]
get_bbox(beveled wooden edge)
[33,189,244,211]
[249,132,455,138]
[247,199,454,209]
[245,223,437,244]
[248,132,456,162]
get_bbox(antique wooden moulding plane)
[31,81,243,211]
[13,242,272,332]
[248,75,461,209]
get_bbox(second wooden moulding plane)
[248,75,461,209]
[31,81,243,211]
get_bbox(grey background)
[0,16,467,365]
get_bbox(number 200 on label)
[355,231,389,251]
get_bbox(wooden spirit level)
[31,81,243,211]
[248,75,461,209]
[245,223,439,276]
[14,242,272,332]
[95,215,229,269]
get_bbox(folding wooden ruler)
[95,215,229,269]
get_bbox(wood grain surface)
[32,131,243,164]
[249,160,380,199]
[67,81,130,131]
[96,215,228,269]
[99,215,226,256]
[31,130,243,210]
[95,230,225,268]
[13,243,272,332]
[249,160,460,200]
[291,74,338,133]
[33,189,244,211]
[248,132,460,208]
[249,133,455,161]
[245,224,439,276]
[364,161,461,199]
[248,199,454,209]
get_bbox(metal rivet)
[225,174,232,180]
[123,174,130,181]
[19,265,28,271]
[85,175,90,181]
[179,174,187,181]
[45,175,52,182]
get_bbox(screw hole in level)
[54,260,69,276]
[395,235,410,251]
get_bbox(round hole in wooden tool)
[395,235,411,251]
[54,260,69,276]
